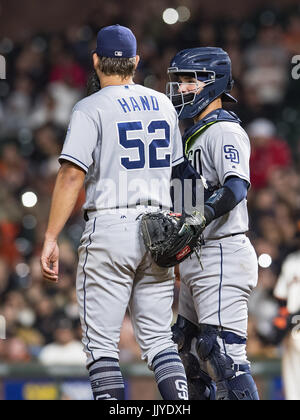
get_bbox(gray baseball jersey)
[186,121,251,239]
[60,84,183,368]
[60,84,184,213]
[178,120,257,370]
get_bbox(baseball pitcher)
[40,25,189,401]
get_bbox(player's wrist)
[44,232,58,242]
[204,205,215,226]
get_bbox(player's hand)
[40,238,59,283]
[179,211,206,236]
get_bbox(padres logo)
[224,145,240,164]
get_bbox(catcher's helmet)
[167,47,237,119]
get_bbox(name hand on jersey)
[118,95,160,113]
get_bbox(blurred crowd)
[0,1,300,366]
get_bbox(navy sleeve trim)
[222,170,250,185]
[59,154,89,172]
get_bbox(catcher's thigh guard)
[172,315,198,351]
[196,324,235,382]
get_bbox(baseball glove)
[141,211,206,268]
[86,71,101,96]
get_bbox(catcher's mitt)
[87,71,101,96]
[141,211,206,268]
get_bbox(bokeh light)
[21,192,38,208]
[162,8,179,25]
[258,254,272,268]
[177,6,191,22]
[15,263,30,278]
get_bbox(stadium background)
[0,0,300,400]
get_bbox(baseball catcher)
[165,47,259,401]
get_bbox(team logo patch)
[176,246,191,261]
[224,145,240,164]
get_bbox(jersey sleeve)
[209,126,250,185]
[59,109,99,173]
[172,119,184,167]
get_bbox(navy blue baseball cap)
[94,24,137,58]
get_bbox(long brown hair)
[96,56,136,79]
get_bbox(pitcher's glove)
[141,211,206,268]
[87,71,101,96]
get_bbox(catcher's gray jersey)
[179,119,257,369]
[60,84,184,213]
[186,121,250,239]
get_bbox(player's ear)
[134,55,140,70]
[93,53,100,70]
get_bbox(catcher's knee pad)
[217,372,259,400]
[196,324,235,383]
[171,315,199,351]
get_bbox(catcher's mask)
[166,47,237,120]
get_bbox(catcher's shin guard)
[180,352,216,400]
[196,324,259,400]
[217,372,259,400]
[172,316,215,400]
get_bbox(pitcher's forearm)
[45,163,85,241]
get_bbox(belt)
[84,206,162,221]
[205,232,246,241]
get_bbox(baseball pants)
[178,234,258,364]
[76,211,177,368]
